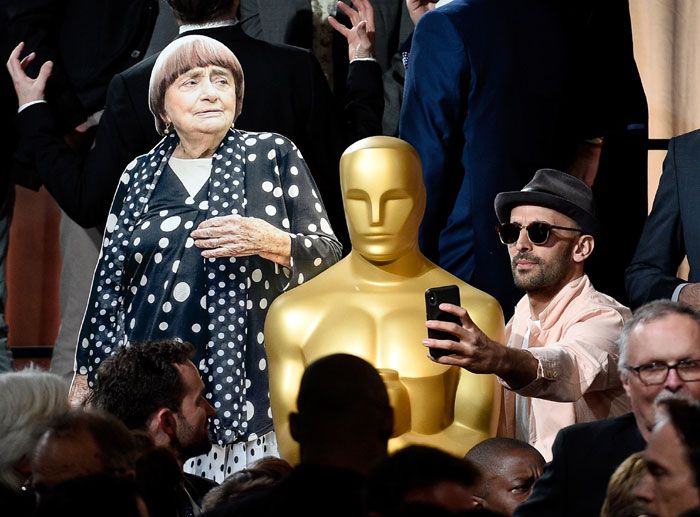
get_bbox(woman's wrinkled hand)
[191,215,292,267]
[68,373,90,407]
[6,42,53,106]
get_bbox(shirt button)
[130,50,141,58]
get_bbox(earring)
[164,123,173,135]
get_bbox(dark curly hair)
[88,340,195,431]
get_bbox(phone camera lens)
[429,293,437,305]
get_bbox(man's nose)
[514,227,532,251]
[664,367,685,392]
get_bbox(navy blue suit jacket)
[399,0,578,311]
[514,412,645,517]
[400,0,647,312]
[626,128,700,307]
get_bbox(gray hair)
[618,300,700,375]
[0,368,69,489]
[148,35,245,135]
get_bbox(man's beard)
[511,244,573,294]
[172,413,212,462]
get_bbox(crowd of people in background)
[2,0,700,516]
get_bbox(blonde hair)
[600,452,649,517]
[148,35,245,135]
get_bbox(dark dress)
[77,130,342,457]
[126,164,209,354]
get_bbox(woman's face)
[163,65,237,141]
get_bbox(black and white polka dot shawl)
[76,128,342,444]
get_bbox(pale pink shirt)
[497,275,631,460]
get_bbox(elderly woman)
[11,35,341,478]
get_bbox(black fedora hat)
[494,169,599,236]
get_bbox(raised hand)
[6,42,53,106]
[329,0,376,61]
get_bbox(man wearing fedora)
[424,168,631,460]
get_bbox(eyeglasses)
[626,359,700,386]
[496,222,583,245]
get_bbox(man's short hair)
[618,300,700,372]
[465,437,545,472]
[89,340,195,430]
[167,0,233,24]
[148,35,245,134]
[0,369,69,489]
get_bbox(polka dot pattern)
[185,430,278,483]
[76,129,342,448]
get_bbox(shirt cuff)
[350,56,378,63]
[18,99,48,113]
[672,282,690,302]
[499,348,558,396]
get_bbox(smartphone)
[425,285,461,359]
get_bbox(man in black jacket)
[515,300,700,517]
[89,340,218,513]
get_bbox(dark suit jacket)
[400,0,646,312]
[238,0,413,135]
[514,412,645,517]
[6,0,158,130]
[626,128,700,307]
[400,0,578,311]
[16,24,382,245]
[6,0,159,190]
[183,472,218,506]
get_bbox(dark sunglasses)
[496,222,583,245]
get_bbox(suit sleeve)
[625,138,685,306]
[6,0,86,128]
[345,60,384,141]
[14,72,152,228]
[302,53,351,248]
[399,11,469,263]
[513,430,567,517]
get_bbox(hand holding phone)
[425,285,461,359]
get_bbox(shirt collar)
[179,18,238,34]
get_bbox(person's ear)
[147,408,178,446]
[572,234,594,263]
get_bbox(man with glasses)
[515,300,700,517]
[425,168,630,460]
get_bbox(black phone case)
[425,285,461,359]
